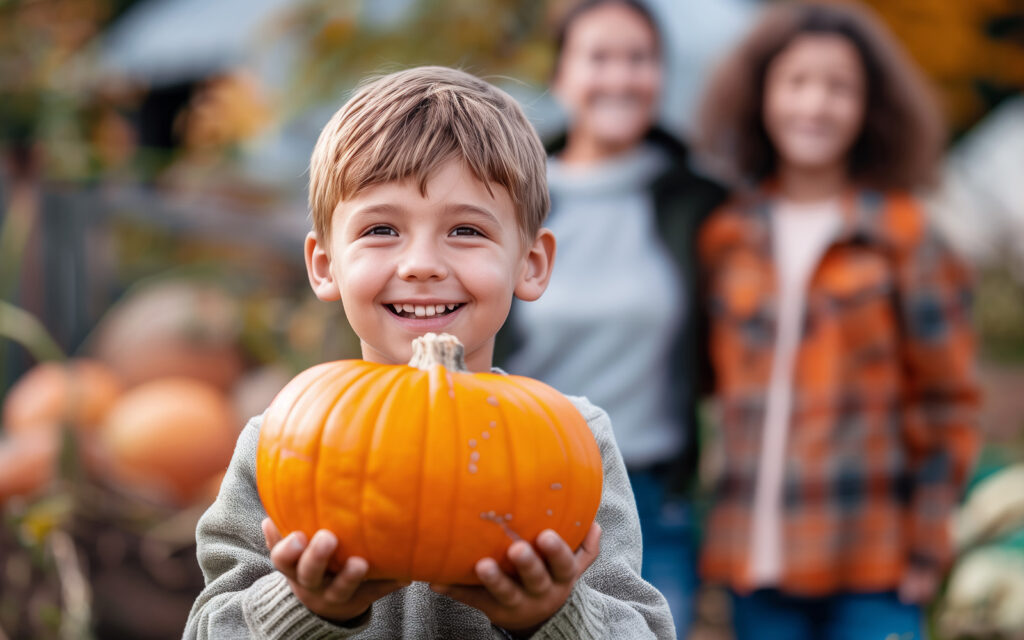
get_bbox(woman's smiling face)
[554,2,662,157]
[763,33,867,174]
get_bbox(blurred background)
[0,0,1021,638]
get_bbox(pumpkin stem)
[409,333,467,372]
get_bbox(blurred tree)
[862,0,1024,135]
[0,0,143,390]
[276,0,561,115]
[0,0,143,180]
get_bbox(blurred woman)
[695,3,980,638]
[498,0,726,634]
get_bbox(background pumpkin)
[100,377,239,505]
[257,333,603,584]
[0,431,59,503]
[87,279,245,391]
[2,358,123,436]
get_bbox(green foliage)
[0,0,143,178]
[975,264,1024,364]
[277,0,555,116]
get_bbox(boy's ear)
[514,228,556,302]
[304,231,341,301]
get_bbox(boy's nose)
[396,241,449,281]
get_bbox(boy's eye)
[450,226,484,238]
[365,225,397,237]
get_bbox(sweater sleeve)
[183,415,372,640]
[889,198,981,571]
[531,397,675,640]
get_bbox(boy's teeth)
[389,303,460,318]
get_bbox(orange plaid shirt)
[698,189,980,595]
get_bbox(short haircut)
[696,1,944,191]
[308,66,549,246]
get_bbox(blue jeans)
[628,468,697,639]
[731,589,924,640]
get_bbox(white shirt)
[749,197,843,585]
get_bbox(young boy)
[184,66,675,639]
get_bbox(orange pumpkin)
[100,378,238,504]
[89,280,244,391]
[257,333,603,584]
[0,431,59,503]
[2,359,123,436]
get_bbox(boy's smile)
[304,158,555,372]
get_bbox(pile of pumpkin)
[0,279,289,507]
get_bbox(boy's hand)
[262,518,408,625]
[430,523,602,636]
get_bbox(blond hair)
[309,66,549,245]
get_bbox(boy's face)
[305,158,555,372]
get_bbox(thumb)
[262,517,283,550]
[575,522,602,573]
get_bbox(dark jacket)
[495,126,727,494]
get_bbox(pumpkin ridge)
[534,384,576,540]
[294,365,366,533]
[352,365,402,572]
[504,378,569,542]
[402,371,421,579]
[432,364,463,582]
[402,367,429,579]
[310,364,374,558]
[264,363,352,536]
[469,374,523,568]
[507,376,599,548]
[258,364,318,535]
[494,380,521,544]
[525,380,603,545]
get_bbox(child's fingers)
[507,541,553,596]
[269,531,308,580]
[322,556,370,602]
[475,557,524,607]
[295,530,338,591]
[535,530,576,583]
[573,522,602,576]
[262,517,282,550]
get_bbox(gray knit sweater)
[184,395,675,639]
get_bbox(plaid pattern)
[698,190,980,595]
